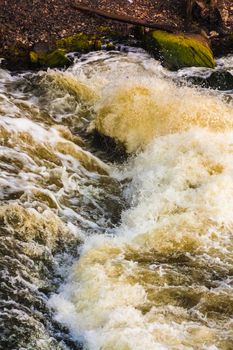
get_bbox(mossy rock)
[30,48,69,67]
[144,30,215,70]
[56,33,102,52]
[29,33,100,68]
[29,33,107,68]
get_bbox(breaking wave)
[1,49,233,349]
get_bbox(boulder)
[187,70,233,90]
[29,33,115,68]
[144,30,215,70]
[30,46,69,67]
[56,33,102,52]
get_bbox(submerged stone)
[144,30,215,70]
[188,70,233,91]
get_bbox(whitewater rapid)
[1,50,233,349]
[49,52,233,349]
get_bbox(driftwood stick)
[72,2,177,32]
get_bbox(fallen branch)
[72,2,178,33]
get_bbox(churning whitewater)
[1,50,233,350]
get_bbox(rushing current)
[1,49,233,350]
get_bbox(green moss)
[29,51,38,63]
[145,30,215,70]
[29,32,118,68]
[29,33,103,68]
[106,42,115,50]
[29,48,69,67]
[56,33,102,52]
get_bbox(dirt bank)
[0,0,232,68]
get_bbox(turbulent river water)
[1,49,233,350]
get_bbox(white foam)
[48,52,233,349]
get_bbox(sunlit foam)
[50,129,233,350]
[94,80,233,153]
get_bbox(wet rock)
[56,33,102,52]
[30,48,69,67]
[188,69,233,90]
[29,33,117,68]
[144,30,215,70]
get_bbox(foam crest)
[0,115,108,174]
[0,57,125,349]
[94,79,233,152]
[40,70,98,103]
[51,129,233,349]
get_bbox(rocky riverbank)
[0,0,233,69]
